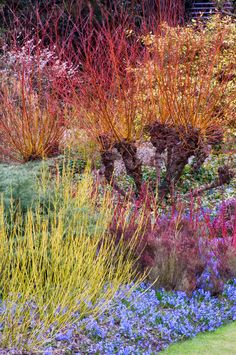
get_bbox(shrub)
[0,167,141,350]
[0,161,42,214]
[68,13,235,197]
[110,194,236,294]
[69,8,149,193]
[147,214,206,292]
[137,17,235,196]
[0,78,65,162]
[0,156,95,230]
[139,16,235,132]
[0,38,78,94]
[0,34,77,162]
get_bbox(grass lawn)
[162,322,236,354]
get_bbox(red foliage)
[109,191,236,292]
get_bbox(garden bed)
[0,2,235,354]
[2,280,235,354]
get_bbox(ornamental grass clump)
[0,167,141,351]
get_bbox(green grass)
[161,322,236,354]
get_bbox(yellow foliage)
[136,15,236,137]
[0,166,142,350]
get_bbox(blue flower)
[37,279,236,354]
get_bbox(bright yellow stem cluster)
[0,166,141,350]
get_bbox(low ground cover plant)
[38,279,236,354]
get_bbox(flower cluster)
[44,280,236,354]
[0,38,78,91]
